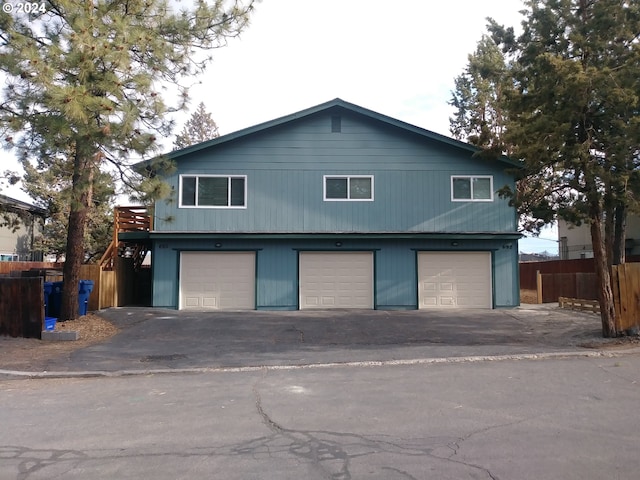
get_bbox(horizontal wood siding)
[155,112,516,234]
[152,237,520,310]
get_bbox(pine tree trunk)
[59,152,95,321]
[612,204,626,265]
[60,208,87,320]
[590,209,618,337]
[604,194,614,266]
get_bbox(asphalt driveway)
[35,304,618,374]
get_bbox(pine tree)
[491,0,640,337]
[0,0,256,320]
[450,32,559,235]
[174,102,220,149]
[21,159,115,263]
[449,35,512,158]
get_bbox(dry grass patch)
[520,289,539,304]
[0,313,119,372]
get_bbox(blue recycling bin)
[47,280,95,317]
[43,281,53,316]
[78,280,94,316]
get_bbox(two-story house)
[0,194,46,262]
[138,99,520,310]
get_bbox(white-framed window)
[323,175,374,201]
[179,175,247,208]
[451,175,493,202]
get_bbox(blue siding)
[154,112,517,234]
[493,243,520,308]
[152,237,520,310]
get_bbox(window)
[324,175,374,201]
[451,176,493,202]
[180,175,246,208]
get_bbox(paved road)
[2,355,640,479]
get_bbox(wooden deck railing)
[115,206,153,233]
[100,206,152,271]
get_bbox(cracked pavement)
[3,354,639,479]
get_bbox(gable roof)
[163,98,520,168]
[0,194,47,217]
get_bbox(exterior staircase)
[100,206,152,272]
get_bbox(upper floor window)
[451,175,493,202]
[324,175,374,201]
[180,175,246,208]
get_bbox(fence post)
[536,270,542,304]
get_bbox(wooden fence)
[0,259,150,337]
[520,258,598,290]
[539,272,598,303]
[0,261,63,276]
[0,262,117,312]
[77,264,116,311]
[612,263,640,332]
[520,256,640,290]
[532,263,640,332]
[0,277,43,338]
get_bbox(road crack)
[250,370,502,478]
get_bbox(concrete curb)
[2,348,638,380]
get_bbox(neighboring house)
[0,194,47,262]
[131,99,521,310]
[558,217,640,260]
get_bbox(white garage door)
[299,252,374,309]
[418,252,492,309]
[180,252,255,310]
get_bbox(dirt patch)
[0,313,118,372]
[580,335,640,350]
[520,289,539,304]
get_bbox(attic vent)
[331,115,342,133]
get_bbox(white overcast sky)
[1,0,558,253]
[190,0,524,137]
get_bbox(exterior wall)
[151,237,520,310]
[559,216,640,259]
[558,219,594,259]
[627,216,640,256]
[154,112,517,235]
[0,217,43,261]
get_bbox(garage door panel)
[180,252,255,310]
[440,297,455,306]
[418,252,491,309]
[202,297,217,308]
[323,297,336,306]
[300,252,374,309]
[184,297,201,308]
